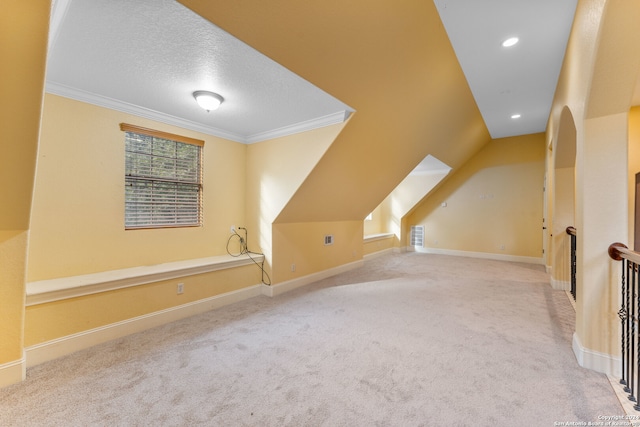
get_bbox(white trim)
[245,111,352,144]
[363,233,395,243]
[26,254,263,306]
[550,277,570,290]
[572,332,620,377]
[545,265,553,274]
[46,82,245,142]
[45,83,351,144]
[262,260,363,297]
[0,356,25,388]
[416,247,545,265]
[25,284,263,367]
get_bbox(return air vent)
[410,226,424,247]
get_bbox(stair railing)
[566,226,577,301]
[608,242,640,410]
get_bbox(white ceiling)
[47,0,584,145]
[46,0,353,144]
[434,0,578,139]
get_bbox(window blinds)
[124,129,202,228]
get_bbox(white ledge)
[26,254,263,306]
[364,233,395,242]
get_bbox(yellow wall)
[407,134,545,258]
[363,235,395,256]
[245,121,348,277]
[272,221,363,283]
[0,0,50,386]
[25,265,260,346]
[551,167,575,285]
[628,107,640,246]
[363,204,383,236]
[182,0,491,225]
[545,0,640,360]
[28,94,247,281]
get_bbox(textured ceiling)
[46,0,353,143]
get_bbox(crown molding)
[45,82,246,142]
[45,82,351,144]
[245,110,352,144]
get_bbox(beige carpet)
[0,252,624,426]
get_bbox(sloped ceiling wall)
[179,0,491,223]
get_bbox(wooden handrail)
[608,242,640,265]
[566,226,577,236]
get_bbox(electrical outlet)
[500,244,505,250]
[230,225,236,234]
[177,283,184,294]
[291,263,296,272]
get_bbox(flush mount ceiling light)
[193,91,224,112]
[511,113,521,119]
[502,37,519,47]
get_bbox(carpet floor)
[0,252,625,426]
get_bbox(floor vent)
[410,225,424,247]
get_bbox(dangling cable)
[226,227,271,286]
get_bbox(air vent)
[410,226,424,247]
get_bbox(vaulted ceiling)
[47,0,581,222]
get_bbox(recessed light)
[502,37,519,47]
[511,114,521,119]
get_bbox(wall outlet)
[324,235,334,245]
[291,263,296,272]
[500,244,505,250]
[230,225,236,234]
[177,283,184,294]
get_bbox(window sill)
[26,254,263,306]
[364,233,395,242]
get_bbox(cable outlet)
[230,225,236,234]
[177,283,184,294]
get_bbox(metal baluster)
[570,233,577,300]
[621,258,629,389]
[635,261,640,410]
[630,260,637,402]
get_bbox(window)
[121,124,203,229]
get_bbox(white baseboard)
[416,247,545,265]
[551,277,570,291]
[573,332,620,377]
[0,356,25,388]
[546,265,552,274]
[25,284,263,368]
[263,260,364,297]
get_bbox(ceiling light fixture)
[193,91,224,112]
[502,37,519,47]
[511,114,521,119]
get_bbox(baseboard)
[263,260,364,297]
[416,247,544,265]
[572,332,620,377]
[545,265,552,274]
[25,284,263,368]
[0,356,25,388]
[550,277,570,290]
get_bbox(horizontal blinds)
[124,128,202,229]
